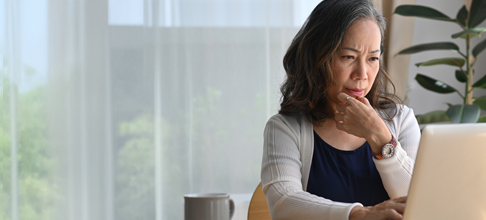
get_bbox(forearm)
[373,143,414,198]
[366,126,392,155]
[374,106,421,198]
[262,115,363,220]
[263,181,361,220]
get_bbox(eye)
[343,56,354,60]
[369,57,379,62]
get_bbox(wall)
[406,0,486,115]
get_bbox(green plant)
[395,0,486,124]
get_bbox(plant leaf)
[451,27,486,39]
[473,96,486,110]
[469,0,486,28]
[415,58,465,68]
[478,115,486,123]
[473,73,486,88]
[473,37,486,57]
[455,70,467,82]
[415,74,457,93]
[397,42,460,55]
[394,5,456,22]
[416,110,451,124]
[456,5,468,27]
[446,104,481,123]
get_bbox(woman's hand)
[334,92,391,154]
[349,196,407,220]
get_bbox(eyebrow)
[343,47,381,54]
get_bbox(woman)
[261,0,421,219]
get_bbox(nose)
[351,60,368,81]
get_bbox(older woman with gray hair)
[261,0,421,219]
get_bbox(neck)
[314,119,366,151]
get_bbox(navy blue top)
[306,131,390,206]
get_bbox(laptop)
[403,123,486,220]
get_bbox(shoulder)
[267,113,309,129]
[393,104,415,122]
[377,104,414,121]
[268,113,307,125]
[378,104,418,134]
[265,113,311,137]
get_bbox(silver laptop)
[403,123,486,220]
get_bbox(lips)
[346,88,364,97]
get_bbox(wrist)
[368,131,392,154]
[372,135,397,159]
[349,206,367,220]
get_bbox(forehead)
[341,19,381,48]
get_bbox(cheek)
[368,69,380,88]
[332,64,348,84]
[371,70,378,81]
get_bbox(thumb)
[356,96,372,107]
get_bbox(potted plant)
[394,0,486,124]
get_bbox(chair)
[247,182,272,220]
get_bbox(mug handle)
[229,199,235,219]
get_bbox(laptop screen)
[403,123,486,220]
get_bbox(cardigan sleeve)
[261,115,362,220]
[373,106,421,198]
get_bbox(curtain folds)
[3,1,415,220]
[4,0,311,219]
[371,0,416,103]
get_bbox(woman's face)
[328,18,381,110]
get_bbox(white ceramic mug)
[184,193,235,220]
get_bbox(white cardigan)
[261,105,421,220]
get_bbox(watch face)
[382,144,395,158]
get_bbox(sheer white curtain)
[2,0,321,219]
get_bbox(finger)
[385,197,407,214]
[338,93,355,105]
[390,202,406,214]
[335,120,345,131]
[396,205,406,215]
[337,92,348,103]
[355,96,365,104]
[385,209,403,220]
[336,103,346,113]
[392,196,407,204]
[357,96,372,107]
[335,112,344,122]
[352,96,369,109]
